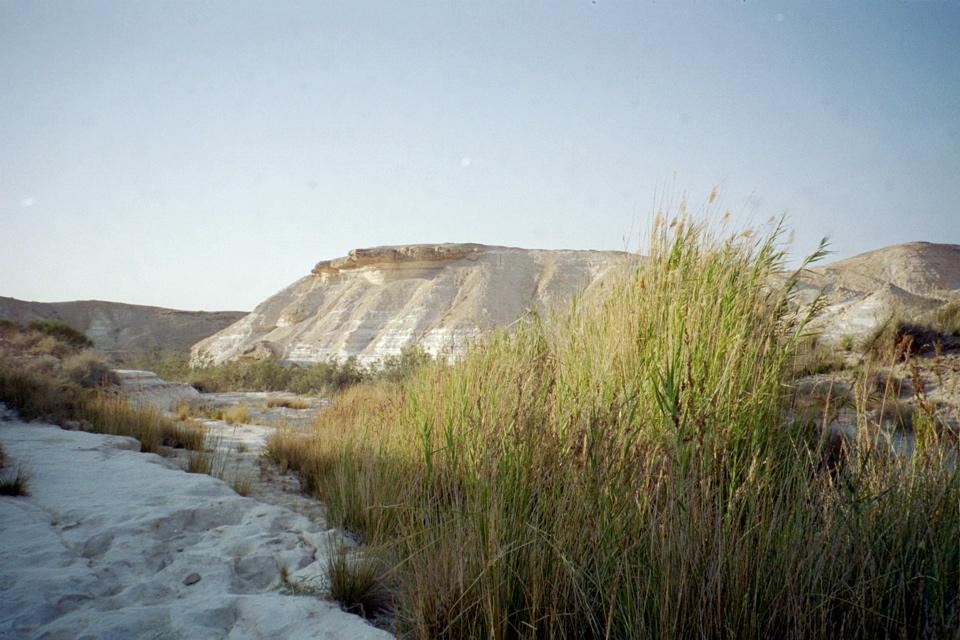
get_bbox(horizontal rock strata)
[192,244,632,365]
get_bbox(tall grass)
[0,322,205,455]
[268,211,959,638]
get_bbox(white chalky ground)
[0,417,392,640]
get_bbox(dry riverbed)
[0,387,391,640]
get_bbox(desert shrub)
[0,317,23,337]
[26,318,93,349]
[131,349,192,381]
[862,315,943,363]
[62,350,119,388]
[931,300,960,336]
[371,346,433,385]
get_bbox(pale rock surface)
[113,369,201,411]
[193,243,631,365]
[800,242,960,344]
[0,418,392,640]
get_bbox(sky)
[1,1,958,312]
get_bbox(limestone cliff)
[192,244,631,365]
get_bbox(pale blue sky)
[2,1,958,311]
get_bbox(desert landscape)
[5,2,957,637]
[3,226,959,638]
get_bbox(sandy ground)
[0,405,392,640]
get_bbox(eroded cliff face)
[192,241,960,367]
[798,242,960,344]
[192,244,631,365]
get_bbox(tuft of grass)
[840,333,855,351]
[326,540,392,619]
[0,462,33,497]
[221,401,251,425]
[931,299,960,336]
[81,393,205,453]
[186,430,254,495]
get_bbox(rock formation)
[192,243,632,365]
[0,297,246,356]
[195,241,960,366]
[799,242,960,344]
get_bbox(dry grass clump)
[222,401,251,424]
[0,443,32,497]
[81,393,205,454]
[264,396,312,410]
[862,315,947,364]
[326,540,393,620]
[186,429,254,495]
[0,462,32,496]
[931,299,960,337]
[269,209,960,639]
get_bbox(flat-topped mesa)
[312,243,494,275]
[194,244,632,366]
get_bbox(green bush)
[26,318,93,349]
[135,349,423,395]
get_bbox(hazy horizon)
[2,1,958,311]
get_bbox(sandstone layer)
[192,243,631,365]
[0,297,246,356]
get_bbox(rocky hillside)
[798,242,960,344]
[192,244,631,365]
[0,297,246,356]
[194,241,960,367]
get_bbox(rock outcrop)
[192,244,631,365]
[0,298,247,356]
[192,241,960,367]
[799,242,960,344]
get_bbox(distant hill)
[194,241,960,367]
[0,297,247,356]
[797,241,960,343]
[192,243,632,365]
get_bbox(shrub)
[862,315,943,363]
[62,351,118,388]
[26,318,93,349]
